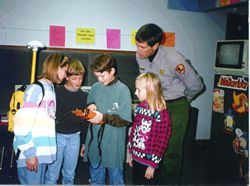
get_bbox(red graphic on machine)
[232,91,248,113]
[217,76,248,91]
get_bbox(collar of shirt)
[107,77,118,86]
[148,48,159,62]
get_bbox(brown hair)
[39,53,70,83]
[91,54,117,76]
[136,72,166,111]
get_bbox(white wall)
[0,0,227,139]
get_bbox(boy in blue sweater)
[83,54,132,185]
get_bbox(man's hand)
[26,157,38,172]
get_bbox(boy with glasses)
[83,54,132,185]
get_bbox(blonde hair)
[39,53,70,83]
[136,72,166,111]
[67,58,85,76]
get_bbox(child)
[13,53,70,184]
[128,72,172,185]
[83,54,132,185]
[45,59,89,184]
[135,23,203,184]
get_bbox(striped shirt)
[13,80,57,168]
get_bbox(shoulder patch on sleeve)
[175,64,185,74]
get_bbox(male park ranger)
[135,23,204,185]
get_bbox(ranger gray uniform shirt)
[136,45,203,101]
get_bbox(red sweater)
[128,101,172,168]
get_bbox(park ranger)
[135,23,204,185]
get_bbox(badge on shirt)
[159,69,165,75]
[176,64,185,74]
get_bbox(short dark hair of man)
[135,23,163,47]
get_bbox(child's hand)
[128,157,133,167]
[80,144,85,157]
[145,167,155,179]
[72,108,96,120]
[26,157,38,172]
[88,111,104,124]
[87,104,97,111]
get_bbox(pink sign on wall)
[49,25,65,47]
[106,29,120,49]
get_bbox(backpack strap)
[17,85,27,91]
[33,81,45,106]
[87,124,105,169]
[14,81,45,160]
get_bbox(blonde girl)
[128,72,172,185]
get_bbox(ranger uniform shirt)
[136,45,203,101]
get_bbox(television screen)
[214,40,248,76]
[216,41,243,68]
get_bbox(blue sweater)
[84,80,132,168]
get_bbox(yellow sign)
[76,28,95,44]
[131,30,137,46]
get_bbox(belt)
[166,96,186,103]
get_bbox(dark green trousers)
[160,98,190,185]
